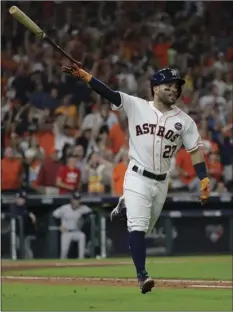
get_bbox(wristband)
[194,162,208,180]
[88,77,121,106]
[79,69,92,83]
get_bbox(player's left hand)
[110,196,127,221]
[200,177,210,205]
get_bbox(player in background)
[53,192,92,259]
[61,63,210,294]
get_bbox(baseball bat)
[9,6,81,66]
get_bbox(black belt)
[132,165,167,181]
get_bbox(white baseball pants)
[123,168,169,234]
[60,231,86,259]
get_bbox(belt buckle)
[137,167,144,175]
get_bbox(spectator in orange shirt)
[1,49,18,72]
[175,147,196,187]
[1,146,22,193]
[108,116,128,154]
[175,146,213,192]
[112,150,129,196]
[153,34,172,68]
[56,153,81,194]
[36,129,55,157]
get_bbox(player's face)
[71,199,80,209]
[15,197,26,206]
[156,83,180,106]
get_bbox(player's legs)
[60,233,72,259]
[125,189,152,232]
[124,171,153,282]
[24,236,35,259]
[72,231,86,259]
[148,179,169,235]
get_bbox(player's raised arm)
[182,120,210,205]
[61,63,121,107]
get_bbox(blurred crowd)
[1,1,233,196]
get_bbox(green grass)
[2,256,232,311]
[2,255,231,263]
[4,258,232,280]
[2,283,232,311]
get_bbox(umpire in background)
[9,191,37,258]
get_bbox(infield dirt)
[2,260,232,290]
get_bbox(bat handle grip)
[68,57,82,67]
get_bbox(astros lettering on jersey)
[112,92,202,174]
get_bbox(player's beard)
[158,89,177,106]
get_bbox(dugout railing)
[1,193,233,259]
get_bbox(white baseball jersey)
[53,204,91,231]
[112,92,202,174]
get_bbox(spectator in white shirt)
[199,85,226,111]
[82,103,118,135]
[213,52,229,73]
[212,71,227,97]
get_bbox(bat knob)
[9,6,17,14]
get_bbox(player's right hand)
[60,225,67,233]
[62,63,81,77]
[200,177,210,205]
[110,196,127,221]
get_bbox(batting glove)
[200,177,210,205]
[62,63,92,83]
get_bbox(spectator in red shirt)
[36,149,62,195]
[56,153,81,194]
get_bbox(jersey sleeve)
[111,92,136,116]
[80,205,92,215]
[53,205,65,218]
[181,119,203,153]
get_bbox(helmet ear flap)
[150,78,156,97]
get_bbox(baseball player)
[53,192,92,259]
[61,64,210,294]
[9,191,37,259]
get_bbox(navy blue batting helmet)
[151,68,185,97]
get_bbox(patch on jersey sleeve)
[174,122,182,131]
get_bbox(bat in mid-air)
[9,6,81,66]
